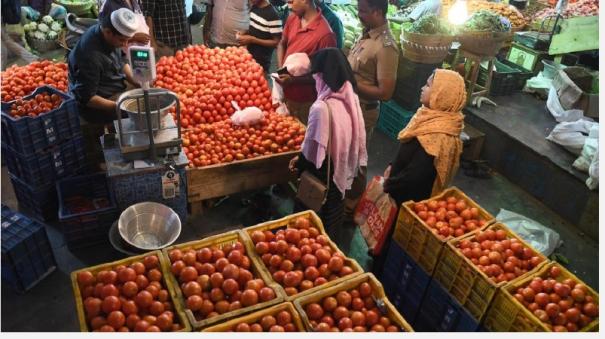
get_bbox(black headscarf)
[311,48,357,93]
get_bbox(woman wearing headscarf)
[372,69,466,276]
[289,48,368,236]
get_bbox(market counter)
[463,92,598,240]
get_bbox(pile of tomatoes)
[513,265,598,332]
[154,45,305,168]
[229,309,298,332]
[183,114,304,167]
[250,216,356,297]
[76,255,184,332]
[8,93,63,119]
[457,227,544,283]
[303,282,401,332]
[412,196,489,239]
[1,61,67,103]
[167,240,277,321]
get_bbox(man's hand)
[289,156,299,174]
[274,73,293,86]
[236,34,254,46]
[131,32,151,44]
[383,165,392,180]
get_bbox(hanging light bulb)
[448,0,469,26]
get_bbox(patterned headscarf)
[397,69,466,195]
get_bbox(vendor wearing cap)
[68,8,140,124]
[68,8,140,168]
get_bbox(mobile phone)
[276,67,290,76]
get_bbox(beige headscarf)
[397,69,466,196]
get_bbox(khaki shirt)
[347,23,399,105]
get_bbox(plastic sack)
[20,6,40,22]
[546,119,597,155]
[586,141,598,190]
[230,101,264,126]
[546,86,586,123]
[496,208,562,256]
[271,75,289,115]
[353,176,398,256]
[573,124,598,172]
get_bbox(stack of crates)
[391,55,441,111]
[1,86,87,221]
[377,101,414,140]
[381,241,432,324]
[56,173,119,250]
[1,205,57,293]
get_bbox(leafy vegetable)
[463,9,511,32]
[406,14,452,35]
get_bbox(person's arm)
[383,140,436,194]
[87,95,118,114]
[276,37,286,67]
[238,34,281,48]
[142,0,158,48]
[122,63,139,87]
[356,46,398,101]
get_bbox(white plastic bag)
[573,124,598,172]
[586,142,599,190]
[230,101,264,126]
[546,86,586,122]
[271,76,289,115]
[496,209,562,256]
[546,119,597,155]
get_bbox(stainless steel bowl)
[118,202,181,250]
[118,88,176,130]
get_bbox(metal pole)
[142,89,157,162]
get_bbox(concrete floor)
[1,128,598,331]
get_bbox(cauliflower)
[23,22,37,32]
[47,31,58,40]
[27,30,37,38]
[33,31,46,40]
[42,15,54,25]
[37,23,49,33]
[51,22,62,32]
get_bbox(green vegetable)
[463,10,510,33]
[406,14,451,35]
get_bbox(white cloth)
[409,0,442,21]
[208,0,250,45]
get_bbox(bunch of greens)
[463,10,511,32]
[406,14,451,35]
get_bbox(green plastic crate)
[377,100,415,140]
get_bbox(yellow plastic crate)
[433,222,548,322]
[292,273,414,332]
[71,250,191,332]
[202,302,306,332]
[242,210,364,301]
[394,186,495,275]
[484,262,599,332]
[162,230,283,330]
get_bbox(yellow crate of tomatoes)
[203,302,306,332]
[162,230,283,330]
[433,223,548,322]
[293,273,414,332]
[71,251,191,332]
[242,210,364,301]
[484,262,599,332]
[394,186,495,275]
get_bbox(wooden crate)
[292,273,414,332]
[161,230,283,330]
[71,251,191,332]
[186,150,300,214]
[241,210,364,301]
[484,262,599,332]
[202,302,306,332]
[394,186,495,275]
[433,223,549,322]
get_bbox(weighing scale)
[114,46,182,162]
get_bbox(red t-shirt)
[282,11,337,103]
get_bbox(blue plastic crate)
[3,136,88,187]
[110,166,188,223]
[414,279,480,332]
[9,173,58,222]
[377,100,414,140]
[1,205,56,293]
[56,173,119,250]
[1,86,81,156]
[381,241,431,324]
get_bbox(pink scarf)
[302,74,368,197]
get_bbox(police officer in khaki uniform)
[344,0,399,216]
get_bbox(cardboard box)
[553,67,599,118]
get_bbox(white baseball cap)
[110,8,138,38]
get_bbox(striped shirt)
[247,4,282,72]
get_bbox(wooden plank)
[186,150,300,202]
[549,16,598,55]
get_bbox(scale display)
[128,46,156,85]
